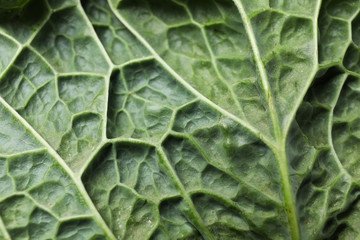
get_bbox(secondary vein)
[0,96,117,240]
[0,216,10,240]
[157,147,216,240]
[107,0,276,151]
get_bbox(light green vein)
[0,96,116,240]
[107,0,276,151]
[232,0,280,139]
[283,0,322,137]
[157,147,216,240]
[232,1,300,239]
[186,133,282,206]
[117,56,155,69]
[0,148,46,158]
[327,74,360,186]
[79,2,115,142]
[0,216,10,240]
[175,0,247,120]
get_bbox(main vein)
[232,0,300,239]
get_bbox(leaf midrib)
[230,1,302,239]
[230,1,324,239]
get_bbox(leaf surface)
[0,0,360,239]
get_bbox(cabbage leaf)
[0,0,360,239]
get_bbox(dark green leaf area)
[0,0,30,9]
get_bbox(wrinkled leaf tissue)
[0,0,359,239]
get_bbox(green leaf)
[0,0,360,239]
[0,0,30,10]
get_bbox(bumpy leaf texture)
[0,0,359,239]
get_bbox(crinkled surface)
[0,0,360,239]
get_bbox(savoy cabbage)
[0,0,360,239]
